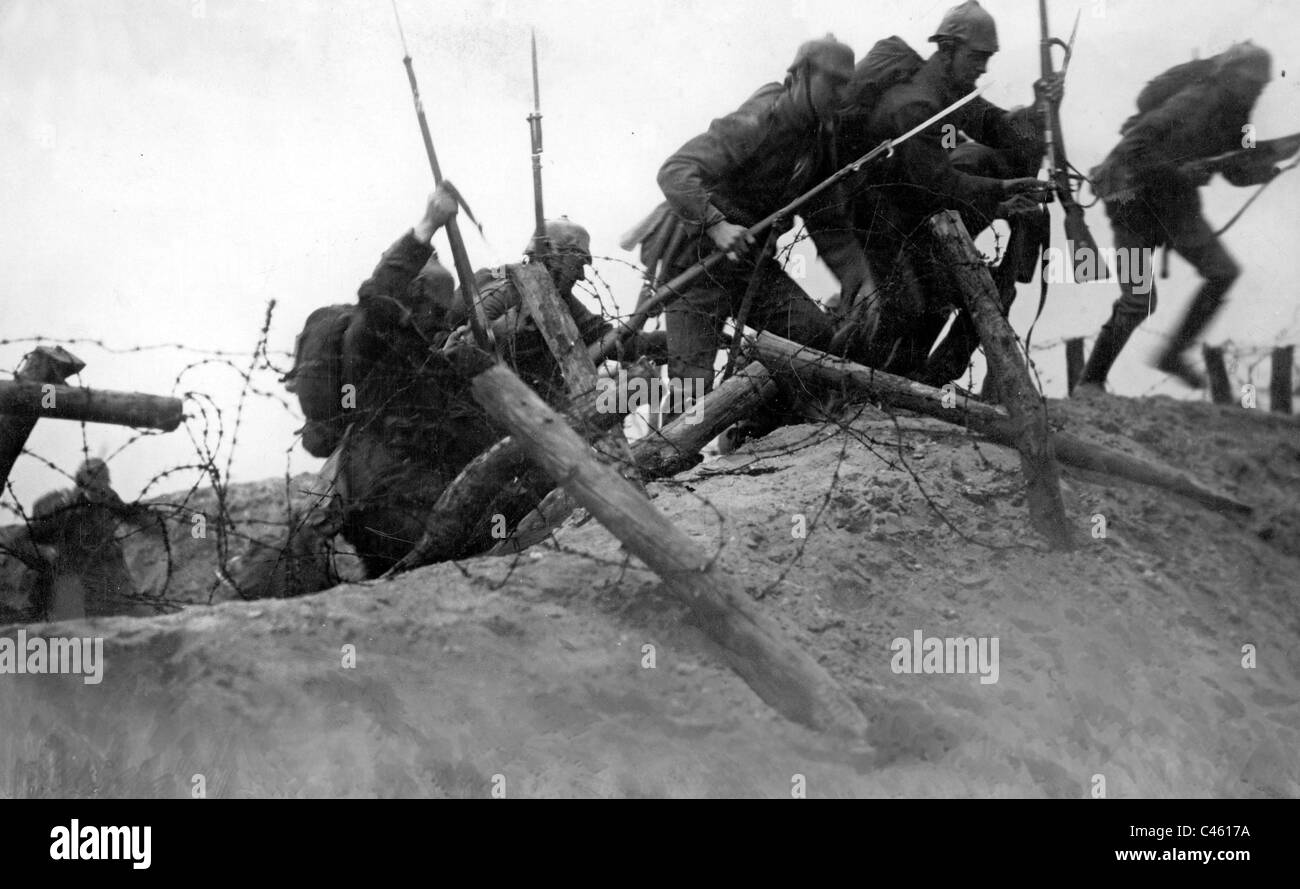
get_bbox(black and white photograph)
[0,0,1296,815]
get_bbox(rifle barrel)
[397,52,494,353]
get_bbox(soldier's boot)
[1154,270,1236,390]
[1075,311,1142,395]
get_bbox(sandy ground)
[1,393,1297,798]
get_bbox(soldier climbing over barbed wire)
[832,0,1059,388]
[622,34,871,446]
[250,184,666,592]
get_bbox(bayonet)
[389,0,495,354]
[528,28,547,245]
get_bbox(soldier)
[26,458,166,620]
[626,35,871,418]
[1075,42,1280,393]
[446,217,666,405]
[836,0,1055,386]
[267,186,663,586]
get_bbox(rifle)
[589,85,990,364]
[1039,2,1106,282]
[1182,132,1300,181]
[390,1,495,355]
[1185,132,1300,238]
[527,29,546,244]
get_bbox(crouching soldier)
[260,186,664,591]
[448,217,667,405]
[27,458,167,620]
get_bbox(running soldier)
[1076,41,1281,392]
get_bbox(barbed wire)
[2,239,1296,627]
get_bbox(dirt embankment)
[1,395,1297,798]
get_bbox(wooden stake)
[750,331,1252,516]
[492,362,779,554]
[929,211,1074,549]
[470,360,869,738]
[0,381,183,432]
[1270,345,1293,415]
[0,347,86,490]
[1202,345,1233,405]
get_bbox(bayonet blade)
[1063,10,1080,76]
[531,28,540,113]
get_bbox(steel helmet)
[930,1,1000,53]
[787,34,855,80]
[526,216,592,263]
[1217,41,1271,83]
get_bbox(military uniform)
[332,232,502,576]
[325,220,639,578]
[629,38,867,394]
[26,461,161,619]
[1079,42,1277,389]
[837,9,1047,385]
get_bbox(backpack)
[283,304,363,458]
[1121,57,1216,134]
[844,36,925,116]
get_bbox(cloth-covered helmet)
[526,216,592,263]
[1217,41,1272,83]
[930,1,999,53]
[787,34,855,80]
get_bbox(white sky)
[2,0,1298,509]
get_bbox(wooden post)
[389,264,643,573]
[929,211,1074,549]
[1065,337,1086,394]
[1202,345,1233,405]
[1270,346,1293,415]
[507,263,640,472]
[470,360,869,738]
[492,362,780,554]
[750,331,1251,516]
[0,381,183,431]
[0,347,86,490]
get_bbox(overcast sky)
[2,0,1297,509]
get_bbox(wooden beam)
[0,381,183,432]
[491,362,779,554]
[507,263,640,472]
[1270,345,1293,415]
[750,331,1252,516]
[929,211,1074,549]
[388,265,645,574]
[469,359,869,738]
[1202,345,1233,405]
[0,347,86,490]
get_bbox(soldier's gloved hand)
[1033,73,1064,106]
[707,219,754,262]
[1001,177,1052,201]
